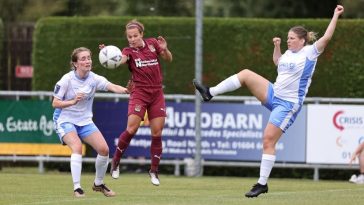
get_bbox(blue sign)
[94,101,306,162]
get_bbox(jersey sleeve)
[306,42,322,61]
[122,47,131,62]
[150,38,163,54]
[94,73,110,91]
[53,74,69,100]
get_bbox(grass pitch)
[1,167,364,205]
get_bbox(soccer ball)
[98,45,122,69]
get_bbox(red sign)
[15,65,33,78]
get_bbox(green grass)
[1,167,364,205]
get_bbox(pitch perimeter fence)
[1,91,364,180]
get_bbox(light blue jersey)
[273,42,321,104]
[53,71,110,126]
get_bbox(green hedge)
[0,19,3,87]
[33,17,364,97]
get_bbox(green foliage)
[33,17,364,97]
[124,0,194,16]
[341,0,364,18]
[0,18,3,47]
[32,16,196,93]
[0,18,3,86]
[205,0,339,18]
[0,0,28,22]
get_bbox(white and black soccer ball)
[98,45,122,69]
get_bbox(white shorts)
[262,83,301,132]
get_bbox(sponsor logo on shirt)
[278,63,295,70]
[135,58,159,68]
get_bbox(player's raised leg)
[193,69,269,103]
[110,114,141,179]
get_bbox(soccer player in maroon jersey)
[109,19,172,186]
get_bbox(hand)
[73,93,85,104]
[122,87,129,94]
[334,5,344,16]
[273,37,281,46]
[157,36,168,51]
[99,44,105,50]
[126,80,134,93]
[349,153,358,165]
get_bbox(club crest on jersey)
[148,45,156,52]
[135,104,142,112]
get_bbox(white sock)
[257,154,276,185]
[209,74,241,96]
[70,153,82,190]
[94,154,109,186]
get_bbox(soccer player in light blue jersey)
[52,47,128,197]
[193,5,344,198]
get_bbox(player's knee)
[70,145,83,154]
[237,69,251,80]
[151,129,162,136]
[238,68,251,74]
[126,126,139,135]
[97,146,109,156]
[262,135,276,150]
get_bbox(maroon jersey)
[122,38,164,87]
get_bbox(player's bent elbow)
[52,98,62,108]
[51,101,58,108]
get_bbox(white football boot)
[349,174,357,183]
[149,170,160,186]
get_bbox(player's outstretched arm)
[316,5,344,53]
[107,83,129,94]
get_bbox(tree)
[204,0,340,18]
[341,0,364,18]
[122,0,194,17]
[0,0,29,23]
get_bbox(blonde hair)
[289,26,317,45]
[125,19,144,34]
[70,47,91,70]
